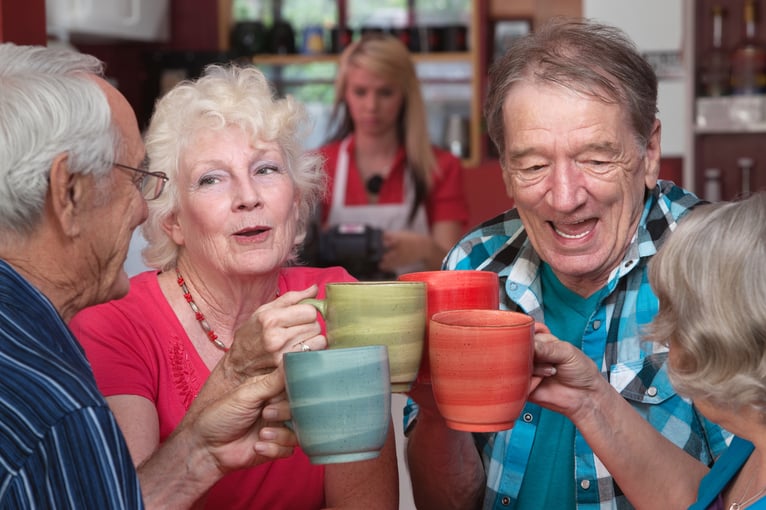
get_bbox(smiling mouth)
[552,221,592,240]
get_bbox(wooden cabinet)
[685,0,766,200]
[217,0,485,167]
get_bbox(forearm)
[136,426,221,509]
[406,411,485,510]
[570,377,708,509]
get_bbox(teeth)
[555,227,590,239]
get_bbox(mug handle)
[300,298,327,318]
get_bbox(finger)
[254,441,296,460]
[532,364,557,377]
[262,400,291,422]
[258,425,297,447]
[240,366,286,402]
[271,285,319,306]
[534,321,550,335]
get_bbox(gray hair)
[647,193,766,416]
[0,43,117,236]
[141,64,326,270]
[485,18,658,165]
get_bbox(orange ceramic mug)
[397,270,499,384]
[429,309,534,432]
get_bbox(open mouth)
[551,220,594,240]
[234,226,269,237]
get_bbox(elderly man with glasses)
[0,43,296,508]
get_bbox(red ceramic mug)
[398,270,499,384]
[429,309,534,432]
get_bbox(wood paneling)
[489,0,581,25]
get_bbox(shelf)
[250,51,474,66]
[695,124,766,134]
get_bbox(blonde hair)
[647,193,766,416]
[141,64,326,270]
[328,34,436,222]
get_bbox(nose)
[546,160,586,212]
[363,92,379,111]
[234,178,263,210]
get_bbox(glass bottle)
[730,0,766,95]
[704,168,723,202]
[699,5,731,96]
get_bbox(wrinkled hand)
[226,286,327,380]
[188,366,297,474]
[529,332,604,418]
[380,230,427,272]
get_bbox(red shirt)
[317,137,469,229]
[71,266,356,510]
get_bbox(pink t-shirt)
[71,266,355,509]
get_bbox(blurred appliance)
[301,223,393,281]
[46,0,170,42]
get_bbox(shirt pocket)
[608,352,674,404]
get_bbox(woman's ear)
[162,211,184,246]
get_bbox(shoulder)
[317,140,344,160]
[690,437,754,509]
[444,209,527,269]
[71,271,163,331]
[430,145,463,175]
[280,266,356,294]
[641,181,704,250]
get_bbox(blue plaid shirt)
[404,181,731,509]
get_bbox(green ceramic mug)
[283,345,391,464]
[302,281,427,392]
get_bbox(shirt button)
[647,386,658,397]
[580,480,591,490]
[501,496,511,506]
[592,320,602,330]
[523,412,533,423]
[509,283,518,291]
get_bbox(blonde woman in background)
[316,33,469,277]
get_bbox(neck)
[1,236,92,323]
[353,133,399,182]
[354,130,399,156]
[170,262,280,336]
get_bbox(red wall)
[0,0,46,44]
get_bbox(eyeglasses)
[114,162,168,201]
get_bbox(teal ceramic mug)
[301,281,427,392]
[283,345,391,464]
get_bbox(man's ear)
[643,119,662,190]
[48,154,85,237]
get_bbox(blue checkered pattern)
[404,181,732,509]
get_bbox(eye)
[198,174,222,186]
[257,164,279,175]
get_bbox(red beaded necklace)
[176,269,229,352]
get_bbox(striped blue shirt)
[0,260,144,508]
[405,181,732,509]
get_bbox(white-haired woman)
[72,64,398,509]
